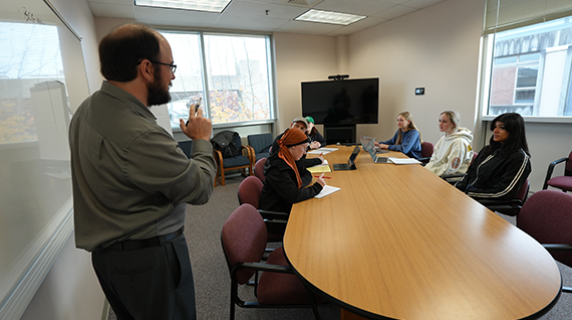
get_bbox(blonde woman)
[375,111,422,158]
[425,111,474,177]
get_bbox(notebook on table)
[332,145,361,171]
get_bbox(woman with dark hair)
[305,116,327,149]
[374,111,422,158]
[260,128,326,213]
[455,113,531,200]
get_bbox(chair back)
[517,190,572,267]
[421,141,434,158]
[248,134,273,154]
[566,150,572,175]
[178,140,193,158]
[221,204,268,285]
[238,176,263,209]
[515,178,530,203]
[470,152,478,165]
[254,158,267,182]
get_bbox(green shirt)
[69,81,216,251]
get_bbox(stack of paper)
[315,185,341,198]
[388,158,421,165]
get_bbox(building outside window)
[487,16,572,117]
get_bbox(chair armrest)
[417,157,430,166]
[543,244,572,251]
[213,149,223,164]
[258,209,289,220]
[543,157,569,189]
[264,219,287,235]
[232,261,293,275]
[477,199,523,212]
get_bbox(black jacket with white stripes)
[455,148,531,200]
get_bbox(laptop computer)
[333,145,361,170]
[359,136,389,163]
[359,135,388,154]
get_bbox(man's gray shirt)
[69,81,216,251]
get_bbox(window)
[485,17,572,117]
[160,31,274,128]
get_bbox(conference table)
[283,145,562,320]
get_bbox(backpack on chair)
[211,131,241,158]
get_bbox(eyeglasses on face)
[149,60,177,74]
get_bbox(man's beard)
[147,70,171,107]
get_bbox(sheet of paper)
[388,157,421,165]
[150,104,174,137]
[315,185,341,198]
[308,147,339,155]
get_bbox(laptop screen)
[348,145,361,165]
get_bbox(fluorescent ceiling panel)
[135,0,231,13]
[295,9,366,25]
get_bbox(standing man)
[69,23,216,320]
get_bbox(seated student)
[425,111,474,177]
[455,113,531,200]
[305,116,327,150]
[260,128,326,213]
[374,111,422,159]
[269,117,324,186]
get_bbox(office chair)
[212,132,254,187]
[247,133,273,162]
[418,141,434,164]
[517,189,572,293]
[254,157,267,183]
[221,204,322,320]
[478,179,530,217]
[237,176,289,236]
[542,150,572,192]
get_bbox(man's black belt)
[107,227,184,251]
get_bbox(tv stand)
[323,125,356,145]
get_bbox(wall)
[19,0,105,319]
[349,0,484,144]
[273,32,338,133]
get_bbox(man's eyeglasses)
[149,60,177,74]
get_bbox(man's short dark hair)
[98,24,161,82]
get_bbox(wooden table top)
[284,145,561,320]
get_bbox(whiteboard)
[0,1,89,318]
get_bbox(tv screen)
[301,78,379,125]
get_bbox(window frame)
[154,27,278,131]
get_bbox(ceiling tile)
[134,6,220,26]
[276,20,344,35]
[88,2,134,18]
[349,16,388,29]
[223,0,307,19]
[373,4,418,19]
[213,14,290,31]
[401,0,445,9]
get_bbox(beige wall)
[273,32,338,133]
[349,0,484,145]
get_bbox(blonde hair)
[396,111,422,145]
[440,110,461,132]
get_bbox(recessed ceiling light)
[134,0,232,13]
[295,9,366,25]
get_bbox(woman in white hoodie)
[425,111,474,177]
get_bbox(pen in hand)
[314,175,331,179]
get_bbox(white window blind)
[484,0,572,34]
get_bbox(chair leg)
[563,286,572,293]
[220,168,226,186]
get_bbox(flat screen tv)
[301,78,379,125]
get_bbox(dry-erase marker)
[185,98,202,126]
[314,175,332,179]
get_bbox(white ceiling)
[86,0,447,36]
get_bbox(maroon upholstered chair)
[237,176,287,239]
[478,179,530,217]
[254,157,267,183]
[221,204,321,320]
[418,141,434,164]
[543,150,572,192]
[517,190,572,292]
